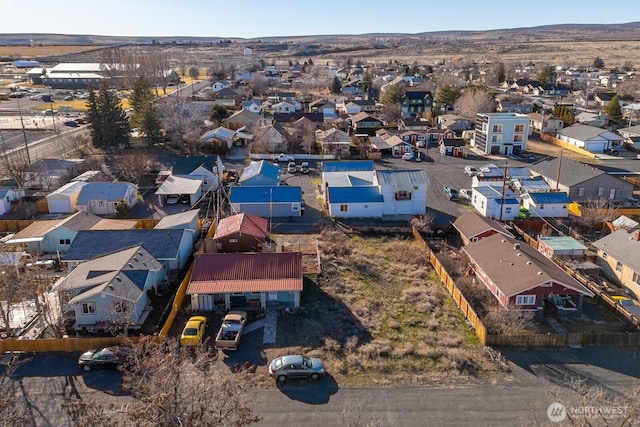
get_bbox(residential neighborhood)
[2,17,640,426]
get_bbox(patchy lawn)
[261,231,496,387]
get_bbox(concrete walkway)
[241,309,278,345]
[546,318,568,334]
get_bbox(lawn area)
[265,231,494,387]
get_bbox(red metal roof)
[213,213,269,240]
[187,252,303,294]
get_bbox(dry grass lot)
[259,231,498,387]
[0,45,99,58]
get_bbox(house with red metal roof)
[187,252,303,311]
[213,213,269,253]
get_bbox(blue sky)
[1,0,638,38]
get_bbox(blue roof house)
[238,161,281,186]
[470,186,521,221]
[326,186,384,217]
[521,192,572,218]
[229,186,302,217]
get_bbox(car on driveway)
[402,151,415,161]
[269,354,325,382]
[180,315,208,346]
[464,166,478,176]
[459,188,472,200]
[78,347,130,372]
[443,186,459,201]
[63,120,79,127]
[287,161,297,173]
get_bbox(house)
[154,209,201,247]
[308,98,337,119]
[5,211,136,255]
[45,181,87,214]
[348,112,384,135]
[537,236,587,260]
[575,112,608,128]
[527,113,564,133]
[171,155,220,192]
[400,117,431,131]
[555,124,623,153]
[437,114,474,133]
[510,177,551,195]
[462,234,594,314]
[618,124,640,148]
[271,101,298,114]
[594,92,617,107]
[592,229,640,299]
[520,192,572,218]
[24,158,81,190]
[402,90,433,117]
[326,186,384,217]
[452,212,514,246]
[0,187,25,216]
[55,245,165,332]
[212,80,231,92]
[316,128,352,154]
[528,158,634,202]
[223,108,263,131]
[213,213,269,253]
[63,228,193,273]
[240,100,261,114]
[200,127,236,151]
[154,175,203,207]
[470,185,520,221]
[472,113,529,155]
[399,130,427,147]
[438,138,466,156]
[254,124,287,152]
[229,186,303,217]
[238,161,281,186]
[76,182,138,215]
[376,170,428,215]
[186,252,303,311]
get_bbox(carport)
[154,175,202,207]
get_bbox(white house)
[556,124,623,153]
[0,188,24,216]
[377,170,428,215]
[76,182,138,215]
[271,101,298,114]
[56,245,166,332]
[472,113,529,155]
[521,192,572,218]
[46,181,87,214]
[471,185,520,221]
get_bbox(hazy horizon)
[0,0,638,39]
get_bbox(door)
[268,291,278,301]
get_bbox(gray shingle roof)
[592,229,640,272]
[529,158,604,187]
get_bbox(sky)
[0,0,638,39]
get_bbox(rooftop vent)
[537,271,544,275]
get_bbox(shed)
[46,181,87,214]
[537,236,587,260]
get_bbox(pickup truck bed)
[214,310,247,350]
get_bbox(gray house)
[55,245,166,332]
[76,182,138,215]
[529,158,634,202]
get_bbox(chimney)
[634,230,640,241]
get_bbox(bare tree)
[110,151,154,185]
[65,337,260,427]
[0,355,31,426]
[483,303,536,335]
[158,96,204,147]
[410,212,436,236]
[250,73,269,96]
[454,87,496,119]
[576,198,619,230]
[0,150,33,189]
[379,103,403,125]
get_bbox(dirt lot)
[251,231,501,388]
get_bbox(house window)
[114,302,128,312]
[514,124,525,133]
[228,239,238,243]
[491,134,502,143]
[59,239,71,245]
[492,124,503,133]
[81,302,96,315]
[633,271,640,285]
[513,134,524,142]
[616,262,623,273]
[578,188,585,197]
[505,207,512,213]
[602,252,608,260]
[597,187,604,197]
[539,204,544,209]
[395,191,411,200]
[340,204,348,212]
[515,295,536,305]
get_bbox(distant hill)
[2,22,640,46]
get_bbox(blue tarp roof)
[323,161,374,173]
[529,192,572,204]
[229,186,302,203]
[328,186,383,203]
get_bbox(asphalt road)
[7,345,640,426]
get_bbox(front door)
[268,291,278,301]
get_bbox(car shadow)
[80,370,129,396]
[275,374,339,404]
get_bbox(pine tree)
[129,76,162,146]
[331,76,342,94]
[604,94,622,123]
[382,82,406,105]
[86,81,130,149]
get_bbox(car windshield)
[184,328,198,336]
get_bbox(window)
[59,239,71,245]
[515,295,536,305]
[491,134,502,143]
[114,302,127,312]
[578,188,585,197]
[597,187,604,197]
[340,204,348,212]
[513,134,524,142]
[539,204,544,209]
[81,302,96,315]
[395,191,411,200]
[633,271,640,285]
[228,239,238,243]
[602,252,608,260]
[492,124,503,133]
[505,207,512,213]
[616,262,623,273]
[98,201,105,207]
[514,124,525,133]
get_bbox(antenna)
[499,160,508,221]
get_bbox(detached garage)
[46,181,87,214]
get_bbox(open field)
[0,45,101,59]
[257,231,497,388]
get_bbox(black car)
[64,120,79,127]
[78,347,131,372]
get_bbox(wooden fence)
[540,132,598,158]
[0,336,135,353]
[0,220,35,233]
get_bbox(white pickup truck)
[274,153,295,162]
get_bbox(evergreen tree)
[381,82,405,105]
[604,94,622,123]
[496,62,506,83]
[209,105,229,124]
[435,84,460,110]
[331,76,342,94]
[86,81,130,149]
[593,56,605,69]
[361,71,373,93]
[129,76,162,147]
[536,66,555,85]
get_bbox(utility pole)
[16,96,31,164]
[499,160,508,222]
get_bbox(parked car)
[459,188,472,200]
[78,347,130,372]
[301,161,309,173]
[287,161,297,173]
[166,195,180,205]
[276,153,295,162]
[75,117,86,124]
[464,166,478,176]
[180,315,208,346]
[63,95,74,101]
[63,120,79,127]
[402,151,415,161]
[443,186,459,200]
[268,354,325,382]
[30,94,43,100]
